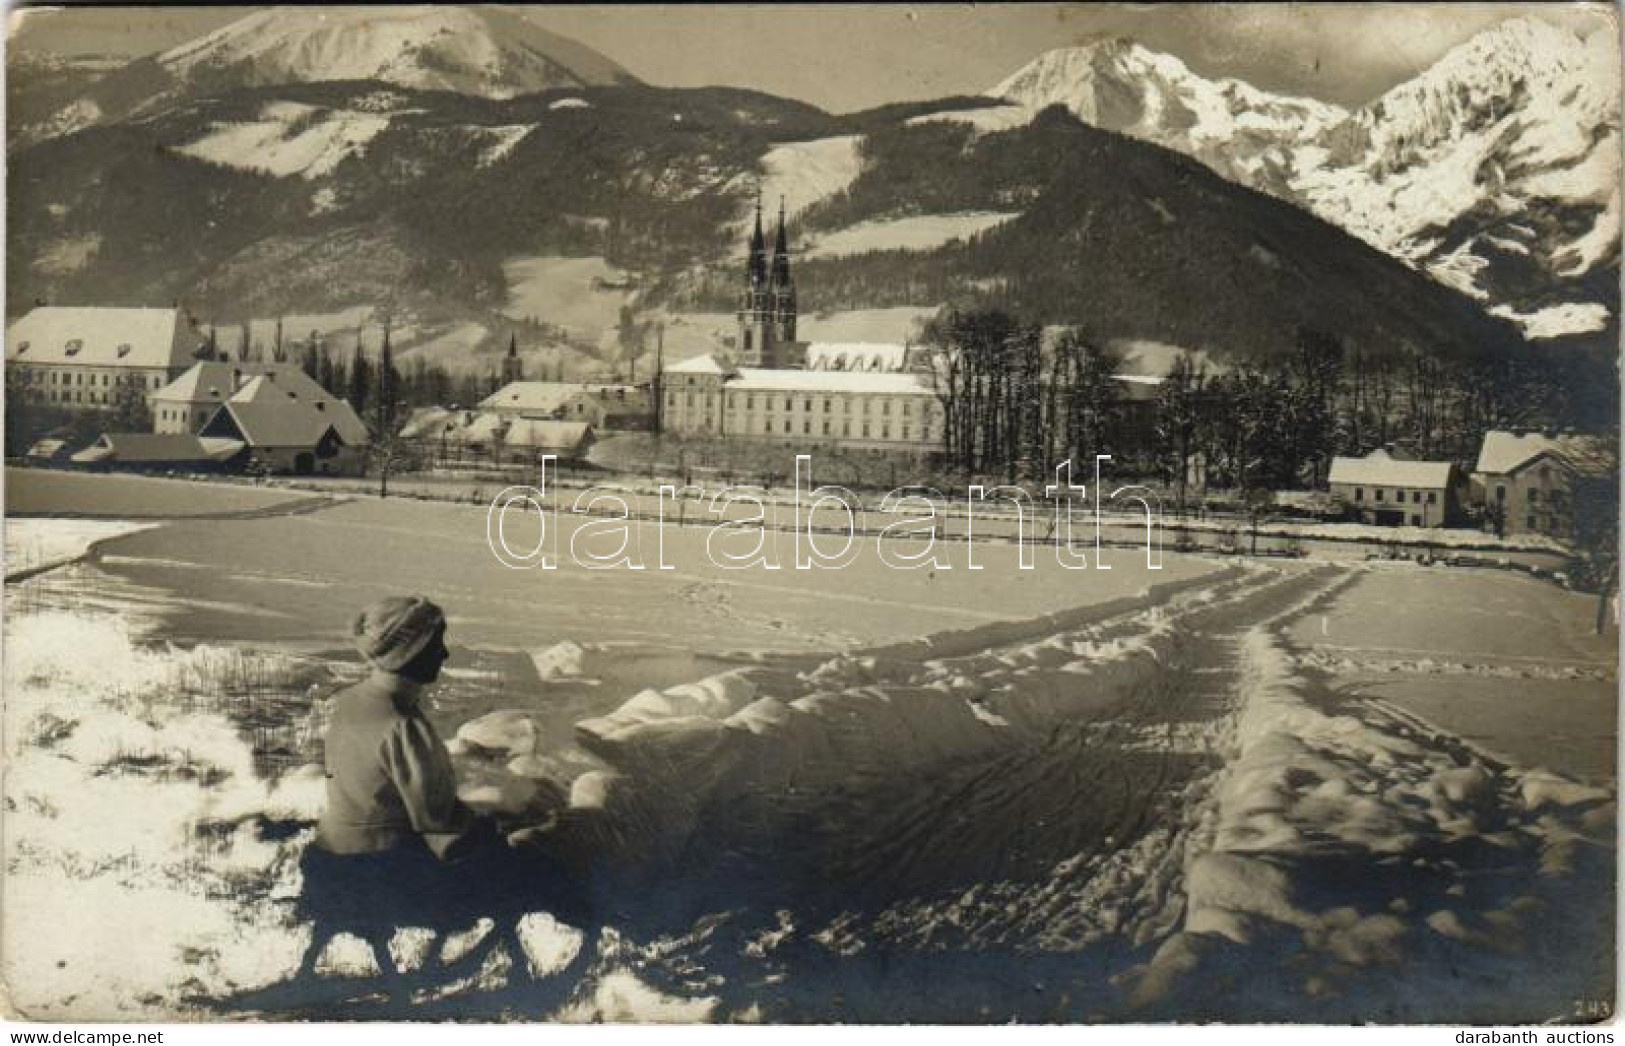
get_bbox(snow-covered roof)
[6,307,206,369]
[1328,450,1454,489]
[154,361,333,405]
[503,419,593,450]
[666,354,730,376]
[72,433,244,465]
[479,380,644,414]
[1475,430,1614,477]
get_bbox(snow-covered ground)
[4,519,155,581]
[805,212,1019,258]
[739,136,864,229]
[501,255,634,351]
[3,499,1611,1020]
[174,101,392,180]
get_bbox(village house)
[70,433,247,473]
[1473,430,1615,539]
[1328,447,1461,527]
[4,306,209,410]
[192,371,370,476]
[398,407,594,464]
[479,381,652,431]
[149,361,339,434]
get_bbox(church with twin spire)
[737,195,801,369]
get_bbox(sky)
[9,3,1617,111]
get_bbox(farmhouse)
[399,407,594,463]
[4,306,209,410]
[1473,430,1615,538]
[1328,447,1460,527]
[70,433,246,472]
[194,373,369,476]
[149,361,341,434]
[480,381,652,431]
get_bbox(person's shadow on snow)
[219,828,603,1018]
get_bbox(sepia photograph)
[0,1,1618,1028]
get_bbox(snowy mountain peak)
[157,6,636,99]
[989,39,1346,194]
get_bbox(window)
[784,397,792,411]
[823,398,831,413]
[862,422,871,437]
[882,425,890,439]
[903,402,912,417]
[1410,514,1421,526]
[1375,489,1384,502]
[882,401,891,416]
[804,398,812,411]
[1528,488,1540,504]
[1427,491,1437,504]
[1412,490,1421,503]
[843,421,850,436]
[803,420,810,434]
[1354,487,1364,502]
[1495,485,1506,502]
[747,395,755,409]
[822,420,830,435]
[783,420,791,433]
[902,426,911,440]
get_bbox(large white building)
[662,353,941,454]
[4,306,209,410]
[660,202,942,454]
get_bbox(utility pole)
[653,322,665,436]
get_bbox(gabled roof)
[398,406,457,439]
[71,433,245,465]
[1328,450,1454,489]
[6,307,206,369]
[151,361,330,405]
[479,381,599,414]
[503,419,593,451]
[665,354,731,376]
[1475,430,1615,478]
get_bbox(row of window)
[681,414,930,443]
[668,390,935,419]
[1352,487,1437,505]
[13,368,163,389]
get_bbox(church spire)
[747,191,768,287]
[771,196,791,287]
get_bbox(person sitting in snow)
[314,594,482,862]
[296,595,591,980]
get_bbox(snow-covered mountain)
[985,37,1348,197]
[156,6,635,99]
[8,6,637,148]
[972,20,1620,339]
[1292,17,1620,338]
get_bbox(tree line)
[923,307,1601,507]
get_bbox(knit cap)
[352,595,445,672]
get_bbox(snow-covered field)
[805,212,1020,259]
[4,519,155,581]
[739,136,864,229]
[3,490,1612,1020]
[175,101,392,180]
[502,255,634,350]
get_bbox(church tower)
[501,333,523,384]
[737,195,800,367]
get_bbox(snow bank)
[2,610,324,1017]
[549,570,1253,860]
[1118,627,1614,1019]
